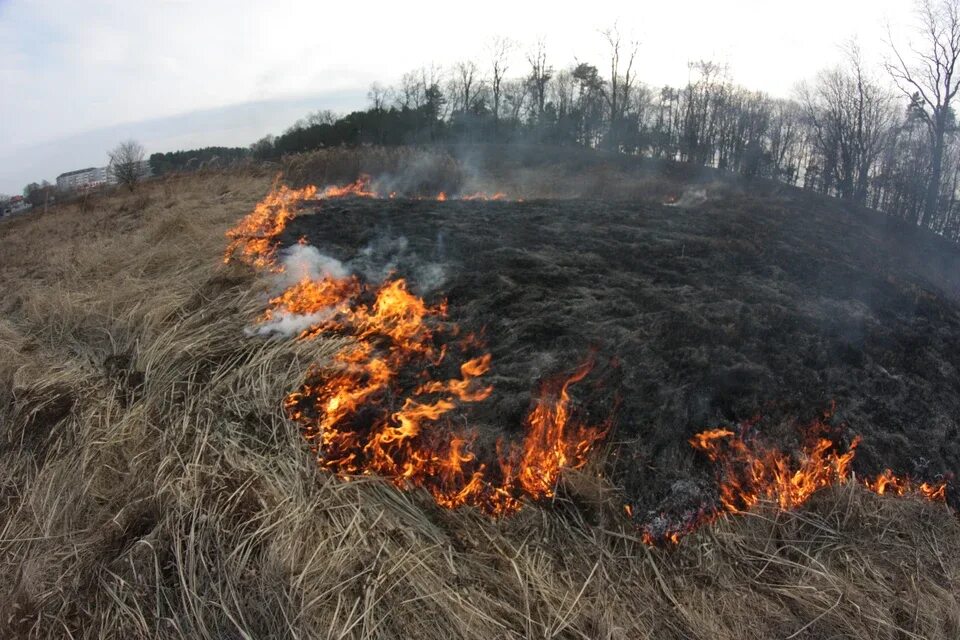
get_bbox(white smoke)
[250,243,349,338]
[279,243,348,286]
[251,307,337,338]
[251,237,448,338]
[665,188,708,209]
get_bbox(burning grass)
[0,160,959,639]
[226,179,952,546]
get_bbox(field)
[1,151,959,639]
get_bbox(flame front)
[642,414,949,545]
[224,182,317,268]
[225,179,605,516]
[226,178,952,541]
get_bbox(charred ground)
[282,182,960,515]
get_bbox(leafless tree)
[306,109,340,127]
[801,44,894,204]
[450,60,482,113]
[367,83,390,111]
[109,140,146,191]
[500,78,528,125]
[601,24,639,149]
[489,36,515,122]
[886,0,960,226]
[526,39,552,120]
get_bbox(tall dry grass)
[0,164,958,639]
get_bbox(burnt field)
[4,164,960,639]
[282,187,960,515]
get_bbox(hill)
[1,150,958,639]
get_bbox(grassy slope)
[0,168,958,639]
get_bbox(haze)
[0,0,913,193]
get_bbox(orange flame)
[642,415,951,545]
[511,359,608,499]
[224,182,317,268]
[688,421,859,513]
[226,181,604,516]
[863,468,947,502]
[319,174,378,199]
[229,179,953,537]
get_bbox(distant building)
[56,166,111,191]
[1,195,32,217]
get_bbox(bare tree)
[109,140,146,191]
[397,70,424,109]
[450,60,481,113]
[502,78,529,124]
[306,110,338,126]
[526,39,553,120]
[800,45,893,205]
[886,0,960,226]
[601,24,639,149]
[367,83,390,111]
[489,36,515,122]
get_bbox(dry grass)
[0,166,958,639]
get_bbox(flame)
[460,192,507,201]
[226,180,604,516]
[224,182,317,268]
[863,468,947,502]
[228,179,953,539]
[688,421,859,513]
[319,174,378,199]
[511,358,608,499]
[642,415,951,545]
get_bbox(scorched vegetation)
[0,150,958,639]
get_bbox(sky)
[0,0,919,194]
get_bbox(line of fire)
[224,176,956,546]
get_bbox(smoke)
[665,188,709,208]
[253,237,447,338]
[252,307,337,338]
[349,234,447,294]
[279,243,347,285]
[248,244,348,338]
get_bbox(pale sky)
[0,0,918,194]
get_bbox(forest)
[227,4,960,241]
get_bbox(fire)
[641,414,950,545]
[281,270,606,515]
[224,182,317,268]
[228,178,953,540]
[688,421,859,513]
[461,192,507,201]
[512,358,608,498]
[319,174,378,199]
[227,179,605,517]
[863,468,947,502]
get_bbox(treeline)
[149,147,250,175]
[238,2,960,241]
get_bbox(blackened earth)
[281,188,960,517]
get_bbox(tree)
[601,24,639,150]
[109,139,146,191]
[886,0,960,227]
[250,135,275,161]
[489,36,515,123]
[23,181,54,208]
[526,39,553,121]
[800,46,893,205]
[367,83,390,111]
